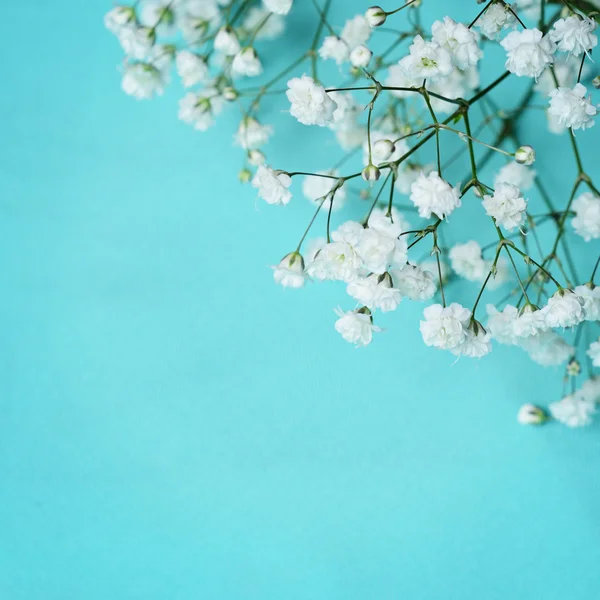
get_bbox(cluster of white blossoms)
[107,0,600,427]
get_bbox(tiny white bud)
[517,403,548,425]
[365,6,387,27]
[248,149,265,166]
[222,86,239,101]
[362,164,381,183]
[515,145,536,166]
[239,168,252,183]
[349,44,373,68]
[372,139,395,161]
[593,75,600,89]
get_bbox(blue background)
[1,1,599,598]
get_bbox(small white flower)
[350,44,373,68]
[334,308,380,347]
[420,303,471,350]
[272,252,306,288]
[243,7,285,40]
[513,304,548,338]
[517,404,548,425]
[449,241,488,282]
[178,88,224,131]
[105,6,136,34]
[319,36,350,65]
[587,339,600,367]
[302,172,346,210]
[515,145,536,166]
[572,191,600,241]
[500,28,555,78]
[286,75,337,126]
[410,171,461,219]
[451,323,491,358]
[341,15,371,49]
[486,304,520,345]
[482,182,527,231]
[431,16,482,69]
[122,63,165,99]
[251,165,292,205]
[549,15,598,57]
[402,35,453,80]
[475,2,516,40]
[235,117,273,149]
[118,25,156,59]
[549,394,596,427]
[520,331,573,366]
[574,284,600,321]
[140,0,178,35]
[263,0,293,16]
[347,273,402,312]
[306,241,362,282]
[175,51,208,88]
[548,83,597,131]
[354,228,396,275]
[494,161,536,191]
[232,47,263,77]
[543,290,585,328]
[214,27,240,56]
[390,264,436,301]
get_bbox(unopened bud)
[515,145,536,166]
[593,75,600,89]
[350,45,373,68]
[239,168,252,183]
[517,403,548,425]
[248,149,265,166]
[362,164,381,183]
[365,6,386,27]
[222,86,238,101]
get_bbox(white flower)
[251,165,292,205]
[486,304,519,345]
[341,15,371,49]
[350,45,373,68]
[178,88,224,131]
[235,117,273,149]
[392,264,436,301]
[451,323,491,358]
[385,61,421,99]
[105,6,136,34]
[176,51,208,87]
[475,2,516,40]
[579,377,600,404]
[574,284,600,321]
[286,75,337,126]
[263,0,293,16]
[449,241,487,282]
[122,63,165,99]
[410,171,461,219]
[549,394,596,427]
[513,305,548,338]
[588,339,600,367]
[302,172,346,210]
[543,290,585,328]
[364,131,408,167]
[214,27,240,56]
[420,303,471,350]
[401,35,453,80]
[140,0,178,35]
[549,16,597,57]
[517,403,547,425]
[548,83,597,131]
[347,273,402,312]
[319,36,349,64]
[354,229,396,275]
[232,47,263,77]
[272,252,306,288]
[500,28,555,78]
[572,191,600,241]
[494,161,536,191]
[118,26,156,59]
[396,163,435,194]
[334,308,380,347]
[332,220,364,247]
[515,145,536,166]
[431,17,482,69]
[520,331,573,366]
[243,7,285,40]
[482,182,527,231]
[306,241,362,282]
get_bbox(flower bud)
[222,86,239,101]
[517,403,548,425]
[372,139,395,162]
[593,75,600,89]
[273,252,306,288]
[362,164,381,183]
[365,6,386,27]
[239,168,252,183]
[350,45,373,68]
[567,359,581,377]
[248,149,265,166]
[515,145,536,166]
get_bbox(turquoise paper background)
[1,2,599,598]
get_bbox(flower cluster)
[106,0,600,427]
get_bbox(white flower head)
[175,51,208,88]
[232,47,263,77]
[574,284,600,321]
[286,75,337,126]
[410,171,461,219]
[482,182,527,231]
[572,192,600,241]
[549,15,598,57]
[122,62,166,99]
[251,165,292,205]
[214,27,240,56]
[306,240,362,283]
[450,321,491,358]
[543,289,585,328]
[178,88,224,131]
[449,241,488,282]
[520,330,573,366]
[431,16,482,69]
[549,394,596,427]
[475,2,516,40]
[420,303,472,350]
[272,252,306,288]
[118,25,156,59]
[390,264,436,301]
[402,35,453,80]
[548,83,597,131]
[500,28,555,78]
[263,0,293,15]
[105,6,136,34]
[235,117,273,150]
[347,273,402,312]
[350,45,373,68]
[486,304,519,345]
[334,308,380,347]
[588,339,600,367]
[494,161,536,191]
